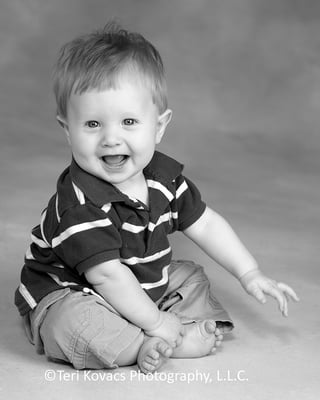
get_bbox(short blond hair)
[53,22,168,119]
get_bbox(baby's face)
[61,78,170,192]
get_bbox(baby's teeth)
[103,155,125,165]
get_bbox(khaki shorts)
[25,260,233,369]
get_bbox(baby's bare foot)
[172,320,223,358]
[137,337,173,374]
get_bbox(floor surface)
[1,1,319,399]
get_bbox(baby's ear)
[56,115,67,129]
[156,109,172,144]
[56,115,71,144]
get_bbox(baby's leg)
[37,291,150,370]
[161,261,234,335]
[172,320,223,358]
[114,332,145,366]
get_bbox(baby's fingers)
[247,283,267,304]
[263,284,288,317]
[277,283,300,302]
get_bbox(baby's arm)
[184,207,299,316]
[85,260,184,346]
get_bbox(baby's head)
[53,22,168,120]
[52,23,172,192]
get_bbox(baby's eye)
[123,118,138,126]
[85,120,100,128]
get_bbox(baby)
[15,23,299,374]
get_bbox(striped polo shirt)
[15,151,206,316]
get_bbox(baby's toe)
[148,348,160,360]
[216,333,223,341]
[204,320,217,334]
[145,354,161,366]
[210,346,217,354]
[156,342,173,357]
[140,360,157,373]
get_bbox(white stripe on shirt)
[52,217,112,248]
[121,246,171,266]
[55,194,61,223]
[31,233,50,248]
[25,247,35,260]
[176,180,188,199]
[146,179,174,202]
[141,264,170,290]
[72,182,86,205]
[148,211,178,232]
[40,210,51,247]
[52,263,64,269]
[123,211,178,234]
[47,273,79,287]
[18,283,37,309]
[101,203,111,214]
[122,222,146,233]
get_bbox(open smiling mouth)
[102,155,129,168]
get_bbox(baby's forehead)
[74,66,151,93]
[67,62,165,114]
[72,73,157,108]
[68,78,157,114]
[103,67,154,90]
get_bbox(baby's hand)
[144,311,185,347]
[240,269,299,317]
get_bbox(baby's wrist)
[143,310,164,333]
[239,268,262,287]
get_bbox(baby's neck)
[116,176,149,207]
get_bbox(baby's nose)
[101,126,122,147]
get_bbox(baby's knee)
[183,261,209,284]
[39,294,84,364]
[39,292,142,369]
[172,260,208,282]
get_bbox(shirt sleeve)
[175,175,206,231]
[51,203,122,274]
